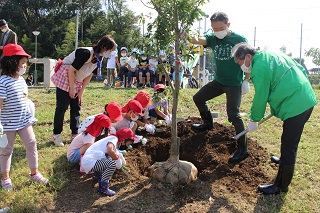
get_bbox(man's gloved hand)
[164,115,172,125]
[115,153,126,169]
[248,119,259,132]
[144,124,156,133]
[241,79,250,95]
[0,122,3,134]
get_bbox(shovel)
[0,133,8,148]
[232,113,272,140]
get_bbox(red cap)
[134,90,151,108]
[3,44,31,58]
[116,127,137,142]
[105,102,122,122]
[122,100,143,116]
[154,84,165,92]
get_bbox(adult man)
[183,12,250,163]
[232,42,317,195]
[0,19,18,60]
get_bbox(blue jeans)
[128,70,137,85]
[193,80,245,135]
[53,87,80,134]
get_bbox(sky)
[125,0,320,69]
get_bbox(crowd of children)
[110,46,185,89]
[0,43,172,197]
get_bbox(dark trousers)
[280,107,313,165]
[193,80,245,135]
[53,87,81,135]
[119,66,129,81]
[128,71,137,85]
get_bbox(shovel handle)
[232,114,272,140]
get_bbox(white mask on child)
[16,68,26,75]
[121,53,127,57]
[130,112,139,121]
[141,57,147,60]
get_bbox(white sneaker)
[52,134,64,147]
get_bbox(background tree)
[305,47,320,67]
[146,0,208,185]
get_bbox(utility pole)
[254,26,256,47]
[299,23,303,64]
[75,10,79,50]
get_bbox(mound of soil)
[53,117,276,212]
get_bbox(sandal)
[30,173,49,184]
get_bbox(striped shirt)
[0,75,31,131]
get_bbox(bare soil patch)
[52,117,277,212]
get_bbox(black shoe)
[146,83,151,88]
[192,123,213,131]
[258,183,281,195]
[228,149,249,163]
[138,83,144,88]
[271,156,280,164]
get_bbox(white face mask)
[130,112,139,121]
[17,68,26,75]
[240,57,252,73]
[121,53,127,57]
[161,57,166,61]
[141,57,147,60]
[103,51,111,58]
[1,28,7,33]
[214,29,228,39]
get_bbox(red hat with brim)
[134,90,151,108]
[116,127,137,142]
[105,102,122,122]
[154,84,166,92]
[122,100,143,116]
[3,44,31,58]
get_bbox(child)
[148,54,158,87]
[67,102,122,167]
[158,51,170,85]
[127,49,139,88]
[118,47,129,85]
[137,51,150,88]
[148,84,172,125]
[106,50,118,87]
[133,90,156,133]
[81,127,137,196]
[112,100,143,133]
[0,44,48,191]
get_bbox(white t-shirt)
[81,135,118,174]
[0,75,31,131]
[67,132,96,158]
[119,56,129,66]
[106,51,118,69]
[149,58,158,71]
[128,57,139,70]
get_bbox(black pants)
[119,66,129,81]
[280,107,313,165]
[53,87,80,135]
[193,80,245,135]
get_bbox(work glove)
[0,122,3,134]
[134,135,143,144]
[109,127,116,135]
[241,79,250,95]
[144,124,156,133]
[164,115,172,125]
[248,119,259,132]
[115,153,126,170]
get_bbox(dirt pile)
[53,117,276,212]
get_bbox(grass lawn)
[0,82,319,212]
